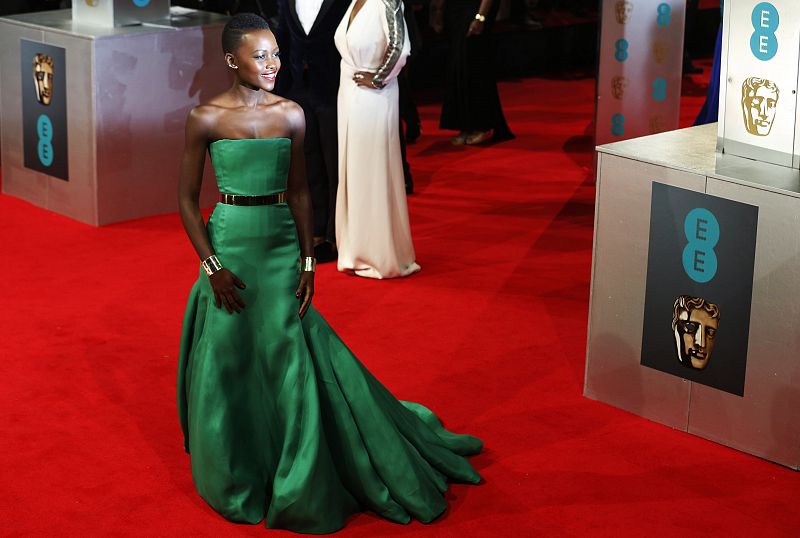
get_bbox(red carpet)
[2,73,799,537]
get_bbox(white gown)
[334,0,421,279]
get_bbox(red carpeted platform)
[2,73,799,537]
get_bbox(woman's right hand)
[209,268,247,314]
[466,19,485,37]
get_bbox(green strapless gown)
[177,138,482,534]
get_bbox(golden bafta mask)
[611,76,628,99]
[741,77,779,136]
[649,115,665,134]
[32,53,54,106]
[672,295,720,370]
[615,1,634,24]
[85,0,100,6]
[652,40,667,65]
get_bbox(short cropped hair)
[221,13,271,54]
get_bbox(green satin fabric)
[177,138,482,534]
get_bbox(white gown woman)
[334,0,421,279]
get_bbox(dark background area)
[0,1,722,86]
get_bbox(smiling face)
[225,29,280,92]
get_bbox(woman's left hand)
[466,20,485,37]
[296,271,314,318]
[353,71,380,89]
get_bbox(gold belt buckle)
[219,192,286,205]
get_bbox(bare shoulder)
[188,90,237,125]
[186,103,222,133]
[276,97,304,119]
[272,97,305,134]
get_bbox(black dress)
[439,0,514,140]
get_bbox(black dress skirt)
[439,0,514,140]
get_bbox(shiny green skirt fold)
[177,203,482,534]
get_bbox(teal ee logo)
[36,114,54,167]
[653,78,667,101]
[132,0,151,7]
[656,3,671,26]
[611,113,625,136]
[750,2,779,61]
[614,38,629,62]
[682,208,719,283]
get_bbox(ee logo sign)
[611,113,625,136]
[750,2,779,61]
[652,78,667,101]
[132,0,151,7]
[656,3,671,26]
[36,114,54,167]
[682,208,719,284]
[614,38,629,62]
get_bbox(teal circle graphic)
[611,113,625,136]
[36,114,54,167]
[751,2,779,32]
[653,78,667,102]
[614,39,629,62]
[682,208,719,283]
[37,139,54,166]
[750,2,779,61]
[36,114,53,141]
[656,3,671,26]
[132,0,151,7]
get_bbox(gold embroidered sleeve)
[372,0,405,88]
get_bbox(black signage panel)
[21,39,69,181]
[641,183,758,396]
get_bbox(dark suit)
[275,0,350,244]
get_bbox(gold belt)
[219,192,286,206]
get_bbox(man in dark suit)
[274,0,350,261]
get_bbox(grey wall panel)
[0,24,50,210]
[1,9,229,226]
[114,0,170,27]
[591,123,800,467]
[74,1,113,28]
[94,25,227,225]
[43,33,97,224]
[688,178,800,469]
[585,154,706,429]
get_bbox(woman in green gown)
[177,13,482,534]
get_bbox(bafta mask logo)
[85,0,99,6]
[615,1,634,24]
[611,76,628,99]
[33,53,54,106]
[649,114,665,134]
[652,40,667,64]
[672,295,720,370]
[741,77,779,136]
